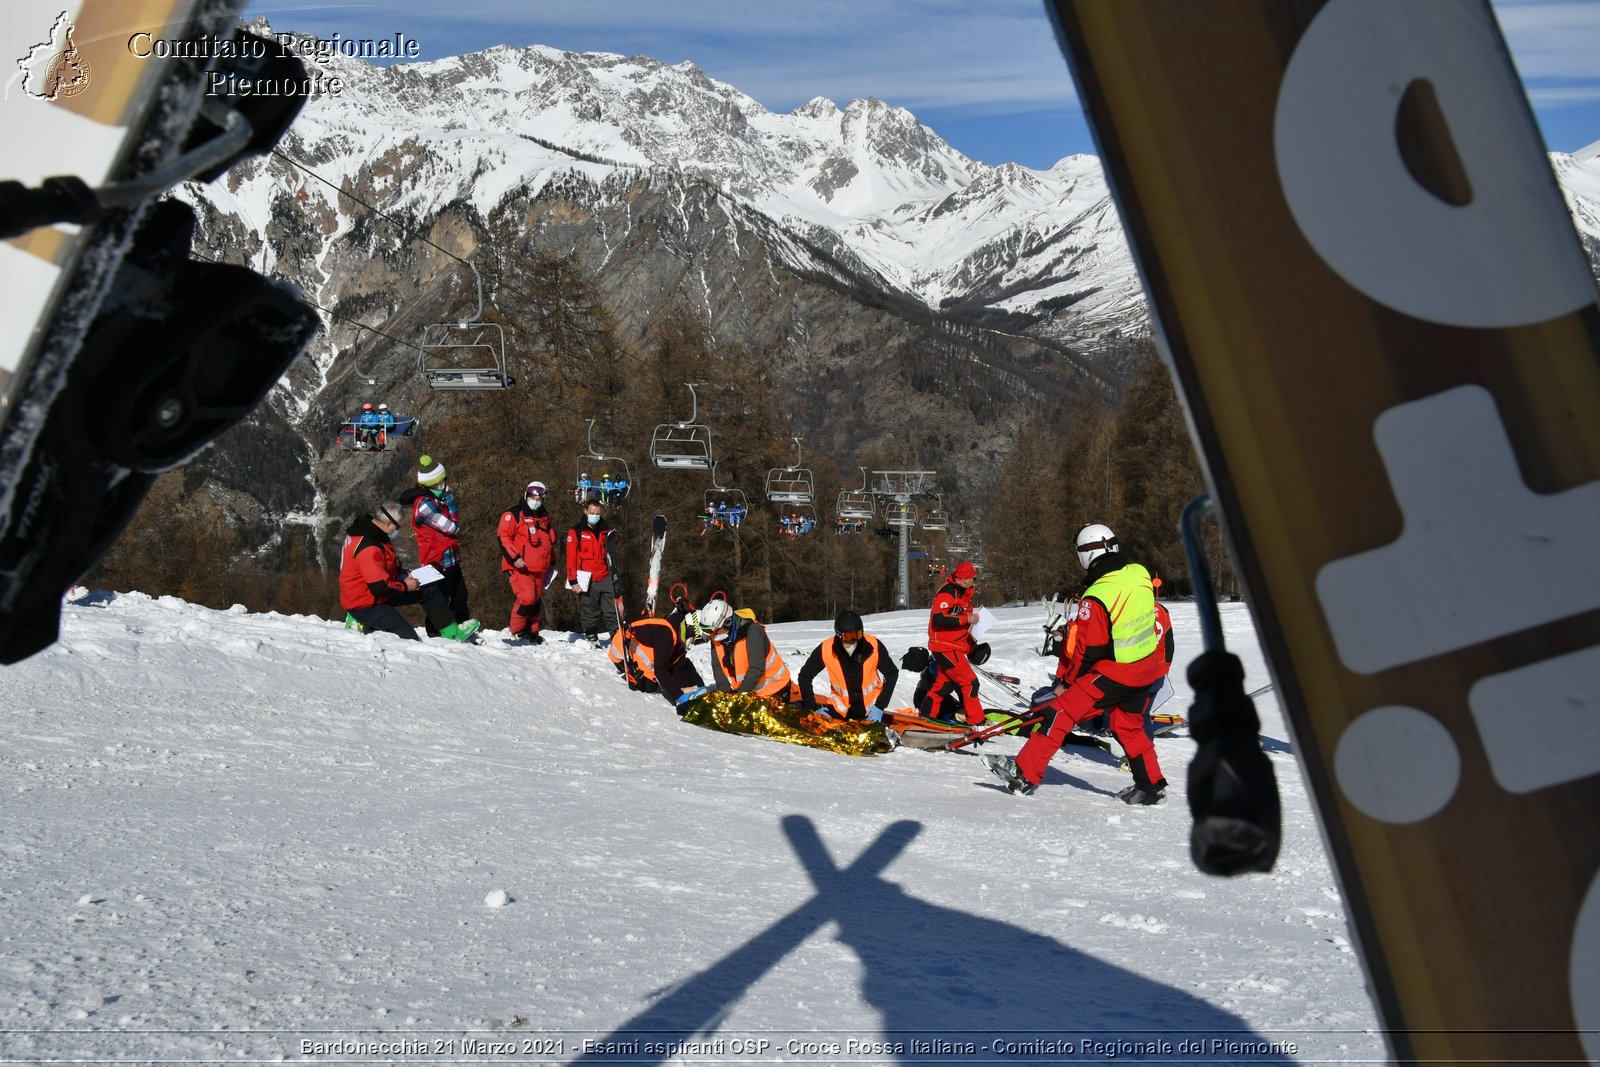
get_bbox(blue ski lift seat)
[337,415,416,452]
[576,418,633,507]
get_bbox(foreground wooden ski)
[1048,1,1600,1062]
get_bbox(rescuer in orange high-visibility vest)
[797,610,900,721]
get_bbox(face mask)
[586,512,601,526]
[384,525,398,541]
[526,497,543,511]
[841,640,859,655]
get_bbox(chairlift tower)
[871,469,937,610]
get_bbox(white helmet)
[694,599,732,634]
[1075,523,1118,569]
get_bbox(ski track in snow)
[0,594,1383,1063]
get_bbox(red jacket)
[339,516,408,610]
[927,580,975,654]
[401,486,461,569]
[1058,597,1173,689]
[499,504,555,575]
[565,518,613,584]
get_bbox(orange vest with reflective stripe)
[713,616,791,698]
[817,638,884,715]
[608,617,676,682]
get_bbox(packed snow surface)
[1,593,1384,1063]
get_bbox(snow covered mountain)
[196,28,1146,361]
[196,28,1600,383]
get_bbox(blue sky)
[245,0,1600,168]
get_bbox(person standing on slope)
[797,610,900,721]
[926,559,985,726]
[498,480,556,645]
[340,501,479,642]
[566,496,618,645]
[399,453,473,636]
[987,524,1173,804]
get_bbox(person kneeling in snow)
[691,599,794,701]
[608,615,706,705]
[340,502,479,642]
[797,610,899,722]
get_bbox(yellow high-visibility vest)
[1084,563,1159,663]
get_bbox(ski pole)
[974,665,1031,707]
[945,709,1043,751]
[1180,493,1280,876]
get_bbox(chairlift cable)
[271,149,476,270]
[191,250,429,356]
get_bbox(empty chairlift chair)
[836,467,876,522]
[650,383,715,470]
[765,438,814,505]
[419,260,513,390]
[886,501,918,528]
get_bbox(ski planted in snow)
[645,514,667,615]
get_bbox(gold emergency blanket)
[679,691,894,757]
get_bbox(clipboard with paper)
[408,564,444,585]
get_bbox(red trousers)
[929,651,985,726]
[506,569,546,635]
[1016,673,1165,791]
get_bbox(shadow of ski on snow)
[573,815,1296,1064]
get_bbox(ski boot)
[984,754,1037,796]
[440,619,482,643]
[1117,783,1168,806]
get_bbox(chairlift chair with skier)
[778,503,818,537]
[764,437,814,504]
[338,402,416,453]
[700,463,749,533]
[419,259,513,390]
[574,418,633,507]
[649,383,715,469]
